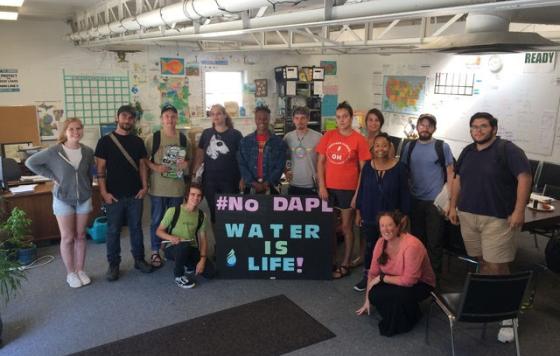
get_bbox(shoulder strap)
[496,139,509,173]
[194,209,204,246]
[166,206,181,234]
[435,139,447,182]
[179,132,187,148]
[109,133,138,171]
[151,131,161,163]
[405,140,417,167]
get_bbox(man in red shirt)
[316,101,371,278]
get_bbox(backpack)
[406,139,450,182]
[151,130,188,163]
[545,237,560,273]
[166,207,205,242]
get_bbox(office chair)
[425,271,532,356]
[529,183,560,246]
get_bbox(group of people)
[25,100,531,340]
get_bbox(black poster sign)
[215,195,334,279]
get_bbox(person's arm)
[96,157,117,204]
[196,230,208,275]
[135,158,149,199]
[237,142,254,187]
[267,138,287,185]
[509,172,532,228]
[317,153,328,201]
[156,224,181,245]
[448,175,461,225]
[355,275,381,316]
[24,148,56,180]
[350,160,367,208]
[192,147,205,176]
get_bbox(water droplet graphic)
[226,249,237,267]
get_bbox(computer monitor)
[0,156,22,190]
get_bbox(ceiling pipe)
[70,0,495,42]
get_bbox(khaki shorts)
[457,210,517,264]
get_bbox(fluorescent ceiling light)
[0,11,18,20]
[0,1,25,6]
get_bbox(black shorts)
[327,189,355,209]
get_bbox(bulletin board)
[0,105,41,146]
[63,71,130,125]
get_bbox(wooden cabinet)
[1,182,102,242]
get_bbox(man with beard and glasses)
[95,104,153,281]
[400,113,454,275]
[448,112,531,343]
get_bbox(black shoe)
[106,264,120,281]
[134,259,153,273]
[353,276,367,292]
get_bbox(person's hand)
[135,187,148,199]
[195,259,206,275]
[448,208,459,225]
[101,192,118,204]
[253,182,267,194]
[350,195,357,209]
[176,158,189,171]
[356,300,370,316]
[319,186,328,201]
[154,164,169,174]
[508,208,525,229]
[355,211,362,227]
[285,170,293,182]
[169,236,181,245]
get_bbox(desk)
[1,182,102,242]
[523,200,560,231]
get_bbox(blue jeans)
[150,195,184,252]
[105,197,145,265]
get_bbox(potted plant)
[0,246,26,346]
[1,207,36,266]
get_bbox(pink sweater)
[368,233,436,288]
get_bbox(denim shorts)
[52,197,93,216]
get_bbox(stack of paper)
[9,184,37,195]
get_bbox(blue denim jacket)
[237,131,287,185]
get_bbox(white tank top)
[62,145,82,170]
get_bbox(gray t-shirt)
[284,129,322,188]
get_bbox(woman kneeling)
[356,210,435,336]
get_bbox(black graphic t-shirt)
[198,127,243,179]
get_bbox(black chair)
[536,162,560,192]
[528,159,541,192]
[425,271,532,356]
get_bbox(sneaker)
[77,270,91,286]
[134,259,153,273]
[175,275,196,289]
[497,319,515,343]
[353,276,367,292]
[66,272,82,288]
[106,264,120,281]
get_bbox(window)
[204,71,243,110]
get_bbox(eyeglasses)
[470,124,491,131]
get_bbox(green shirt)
[160,206,207,246]
[145,131,192,197]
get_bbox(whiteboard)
[376,53,560,156]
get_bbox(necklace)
[293,130,308,159]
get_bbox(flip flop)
[332,265,350,279]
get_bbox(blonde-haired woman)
[192,104,243,222]
[26,118,95,288]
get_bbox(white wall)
[1,19,560,163]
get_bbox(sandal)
[151,253,163,268]
[332,265,350,279]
